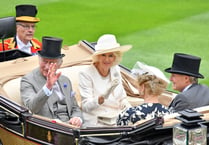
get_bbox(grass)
[1,0,209,90]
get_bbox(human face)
[39,57,62,77]
[169,73,190,92]
[97,52,116,69]
[16,22,36,44]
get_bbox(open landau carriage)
[1,17,209,145]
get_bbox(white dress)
[79,64,131,127]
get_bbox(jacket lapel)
[34,68,55,115]
[58,77,73,115]
[57,77,68,99]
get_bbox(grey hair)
[38,56,63,66]
[57,58,63,66]
[189,76,198,84]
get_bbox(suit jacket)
[21,68,82,121]
[0,37,41,55]
[169,84,209,112]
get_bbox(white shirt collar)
[182,84,192,92]
[16,36,32,54]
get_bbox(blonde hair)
[92,51,123,66]
[137,74,168,96]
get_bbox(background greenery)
[1,0,209,90]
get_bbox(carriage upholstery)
[0,41,174,109]
[2,65,87,106]
[2,65,147,107]
[4,70,209,128]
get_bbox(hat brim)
[16,16,40,23]
[165,68,204,78]
[93,45,132,56]
[37,51,65,59]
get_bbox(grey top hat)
[37,36,65,59]
[165,53,204,78]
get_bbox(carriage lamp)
[173,109,207,145]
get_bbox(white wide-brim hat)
[131,61,170,84]
[93,34,132,56]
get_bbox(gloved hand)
[103,79,119,99]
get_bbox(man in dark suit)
[165,53,209,112]
[21,36,83,127]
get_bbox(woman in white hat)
[79,34,132,127]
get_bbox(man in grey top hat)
[20,36,83,127]
[165,53,209,112]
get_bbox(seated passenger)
[0,5,41,55]
[117,73,170,126]
[20,36,83,127]
[79,34,132,127]
[165,53,209,112]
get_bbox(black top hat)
[37,36,65,59]
[165,53,204,78]
[15,4,40,22]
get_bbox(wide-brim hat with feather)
[92,34,132,58]
[15,4,40,23]
[132,61,170,84]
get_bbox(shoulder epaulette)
[31,38,41,50]
[4,38,16,49]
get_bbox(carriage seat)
[2,65,87,107]
[2,65,146,107]
[3,77,22,105]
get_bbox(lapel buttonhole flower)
[63,83,67,88]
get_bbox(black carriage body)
[0,95,175,145]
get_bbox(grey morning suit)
[169,84,209,112]
[21,68,82,121]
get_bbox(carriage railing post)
[173,109,207,145]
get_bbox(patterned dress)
[117,103,170,126]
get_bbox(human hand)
[69,117,82,127]
[98,96,105,105]
[46,63,61,89]
[103,79,119,99]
